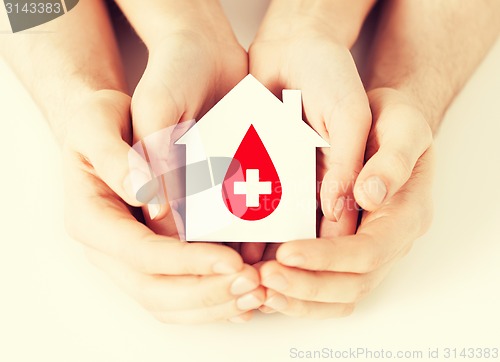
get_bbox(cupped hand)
[62,90,264,324]
[130,23,248,224]
[244,10,372,263]
[258,88,434,318]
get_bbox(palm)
[129,32,248,234]
[237,36,370,263]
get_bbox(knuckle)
[327,93,371,126]
[385,150,413,184]
[341,303,356,317]
[364,253,384,274]
[409,107,434,147]
[305,281,322,301]
[421,121,434,147]
[322,239,341,270]
[199,289,223,309]
[353,275,373,302]
[294,300,313,318]
[357,240,384,273]
[178,243,201,275]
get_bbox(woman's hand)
[259,88,434,318]
[62,90,264,324]
[244,1,375,263]
[117,0,248,224]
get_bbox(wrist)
[367,76,445,134]
[256,0,376,47]
[367,86,440,135]
[116,0,239,50]
[49,87,127,146]
[392,86,443,134]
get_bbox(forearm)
[367,0,500,132]
[0,0,126,143]
[113,0,238,49]
[255,0,377,47]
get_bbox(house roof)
[176,74,329,148]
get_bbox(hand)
[130,19,248,224]
[63,90,264,324]
[244,6,372,263]
[258,88,434,318]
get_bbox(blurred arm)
[0,0,126,143]
[367,0,500,132]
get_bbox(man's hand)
[63,90,265,324]
[258,89,434,317]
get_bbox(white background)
[1,1,499,361]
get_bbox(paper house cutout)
[176,75,329,242]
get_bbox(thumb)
[130,56,192,221]
[67,90,157,208]
[354,89,433,211]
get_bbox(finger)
[146,202,185,239]
[249,45,283,97]
[275,208,420,275]
[131,44,203,221]
[262,243,281,261]
[67,90,155,207]
[354,88,433,211]
[131,85,181,221]
[131,39,247,221]
[263,290,354,319]
[258,305,277,314]
[318,91,371,224]
[276,151,433,275]
[86,247,260,311]
[228,310,255,323]
[64,152,244,276]
[295,54,371,224]
[260,254,401,303]
[275,228,405,275]
[295,60,371,227]
[152,288,265,324]
[240,242,267,264]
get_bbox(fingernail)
[230,277,258,295]
[363,176,387,205]
[265,294,288,311]
[124,169,152,201]
[282,254,305,267]
[236,293,262,310]
[263,273,288,291]
[332,196,345,222]
[147,202,160,220]
[212,262,239,275]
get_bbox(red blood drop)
[222,125,282,221]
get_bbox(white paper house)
[176,75,329,242]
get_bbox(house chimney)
[282,90,303,121]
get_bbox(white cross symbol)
[234,169,272,207]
